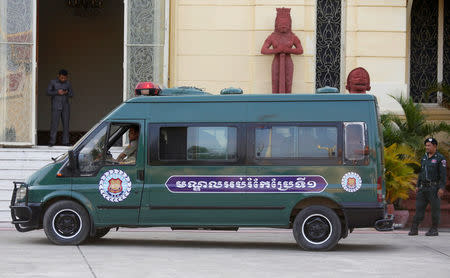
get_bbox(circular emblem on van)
[99,169,132,202]
[341,172,362,193]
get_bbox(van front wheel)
[293,206,341,251]
[43,200,90,245]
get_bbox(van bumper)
[10,182,42,232]
[343,204,394,231]
[10,203,42,232]
[374,214,394,232]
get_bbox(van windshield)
[71,121,102,151]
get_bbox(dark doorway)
[37,1,124,145]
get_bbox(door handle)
[137,169,144,181]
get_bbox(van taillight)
[377,176,383,203]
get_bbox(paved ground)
[0,226,449,278]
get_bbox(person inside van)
[116,126,139,164]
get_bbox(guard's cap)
[424,137,438,145]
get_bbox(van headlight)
[16,186,27,202]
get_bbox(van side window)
[159,126,237,161]
[344,122,367,163]
[104,124,140,165]
[299,127,337,157]
[255,126,295,158]
[255,126,337,158]
[159,127,187,160]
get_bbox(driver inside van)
[116,126,139,164]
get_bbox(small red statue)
[261,8,303,94]
[346,67,371,94]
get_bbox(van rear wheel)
[293,206,341,251]
[43,200,90,245]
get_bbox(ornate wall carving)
[0,0,34,143]
[126,0,165,99]
[315,0,341,89]
[444,0,450,88]
[410,0,438,103]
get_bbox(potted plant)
[381,95,450,160]
[381,95,450,228]
[384,143,419,228]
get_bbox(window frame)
[102,122,142,167]
[247,122,343,166]
[148,123,245,166]
[72,121,142,177]
[343,121,369,166]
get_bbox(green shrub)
[384,144,419,205]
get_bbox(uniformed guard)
[408,138,447,236]
[47,69,74,146]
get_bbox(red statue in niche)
[261,8,303,94]
[346,67,371,94]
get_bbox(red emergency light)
[135,81,161,96]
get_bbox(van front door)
[71,120,145,225]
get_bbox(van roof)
[126,93,377,103]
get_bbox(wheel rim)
[52,209,83,239]
[301,213,332,245]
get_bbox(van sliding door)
[141,123,254,226]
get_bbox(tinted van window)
[255,126,337,159]
[344,122,367,162]
[160,126,237,161]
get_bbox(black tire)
[91,228,110,240]
[43,200,90,245]
[293,205,342,251]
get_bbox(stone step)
[0,146,123,223]
[0,170,35,180]
[405,209,450,228]
[0,188,13,200]
[402,194,450,210]
[0,152,65,161]
[0,183,22,194]
[0,146,69,152]
[422,106,450,122]
[0,178,24,186]
[0,160,52,170]
[401,191,450,228]
[0,210,11,223]
[0,200,9,211]
[0,147,66,223]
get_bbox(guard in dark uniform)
[409,138,447,236]
[47,69,74,146]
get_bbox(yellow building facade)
[0,0,448,146]
[170,1,408,108]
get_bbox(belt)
[421,181,438,187]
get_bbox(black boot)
[408,223,418,236]
[425,226,438,236]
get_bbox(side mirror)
[68,150,79,175]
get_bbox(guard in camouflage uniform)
[409,138,447,236]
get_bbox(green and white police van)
[11,85,393,251]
